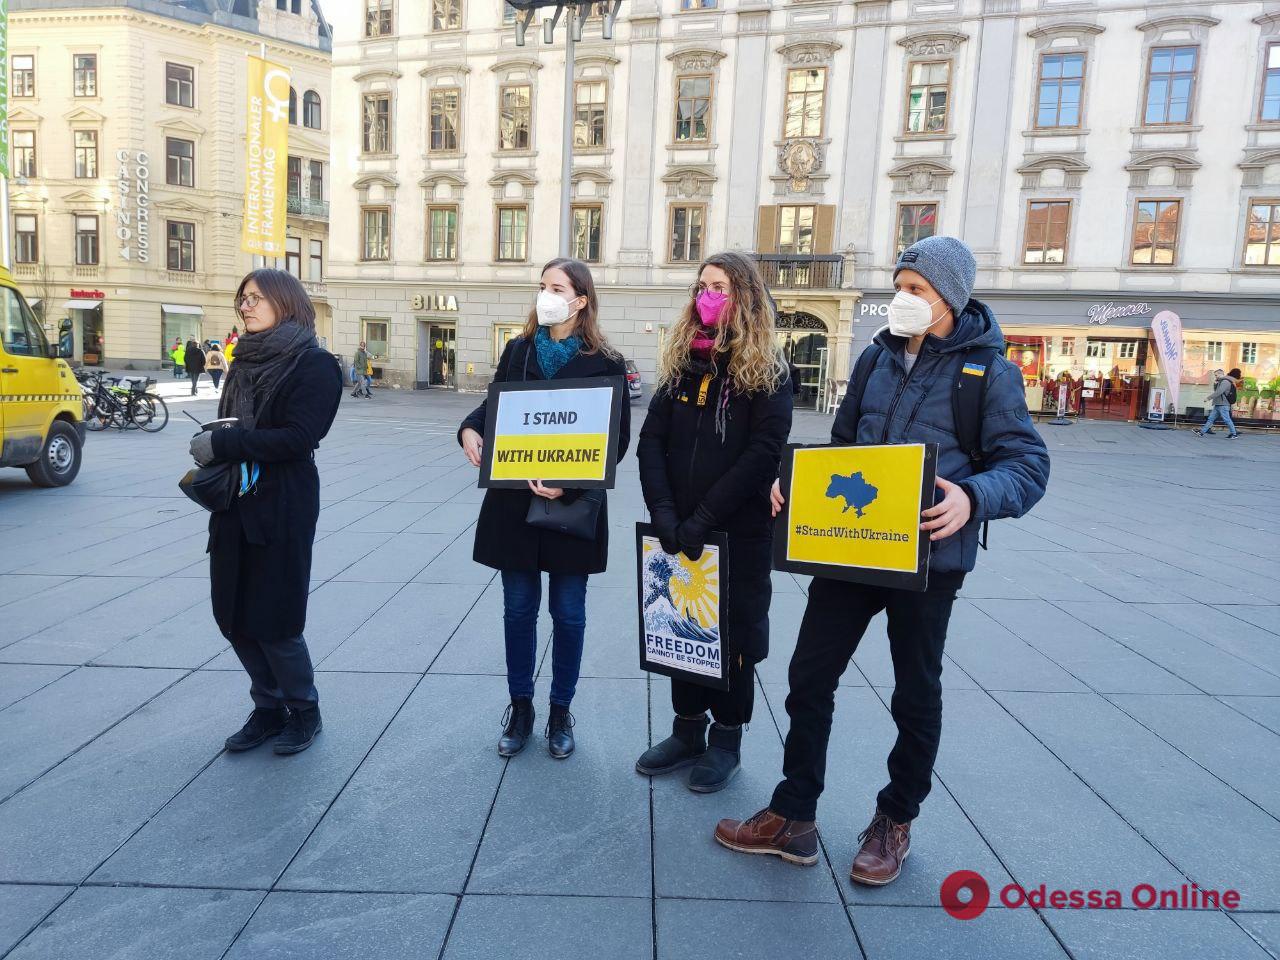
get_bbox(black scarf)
[218,322,317,430]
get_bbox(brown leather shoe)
[714,808,819,866]
[850,810,911,885]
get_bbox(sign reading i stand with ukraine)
[479,377,626,488]
[774,442,939,591]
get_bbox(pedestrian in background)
[458,258,630,760]
[1196,368,1241,439]
[172,339,186,379]
[351,341,373,398]
[635,251,793,793]
[184,337,206,395]
[206,343,228,392]
[188,269,342,755]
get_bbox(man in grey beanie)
[716,235,1050,886]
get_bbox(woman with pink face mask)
[635,251,794,793]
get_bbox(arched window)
[303,90,322,129]
[288,87,298,125]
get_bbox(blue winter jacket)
[831,299,1050,574]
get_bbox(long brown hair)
[234,268,316,332]
[657,251,786,394]
[521,257,618,358]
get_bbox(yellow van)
[0,267,85,486]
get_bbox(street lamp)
[507,0,624,257]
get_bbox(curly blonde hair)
[656,251,787,395]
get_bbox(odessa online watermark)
[940,870,1242,921]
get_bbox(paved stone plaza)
[1,388,1278,960]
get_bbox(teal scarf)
[534,326,582,379]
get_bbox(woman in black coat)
[459,258,630,761]
[184,338,207,395]
[188,269,342,756]
[635,251,793,793]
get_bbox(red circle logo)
[941,870,990,920]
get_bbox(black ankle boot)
[225,707,290,752]
[273,705,322,755]
[498,698,535,757]
[636,714,709,775]
[688,722,741,793]
[546,703,576,759]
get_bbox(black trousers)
[229,633,319,712]
[769,571,964,824]
[671,652,757,726]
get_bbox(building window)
[429,88,461,152]
[777,205,815,255]
[499,85,532,150]
[12,131,36,179]
[1242,342,1259,364]
[14,215,38,264]
[1205,341,1224,362]
[363,319,389,359]
[905,61,950,134]
[669,204,704,262]
[1244,201,1280,266]
[73,54,98,98]
[166,220,195,272]
[1144,46,1197,126]
[288,87,298,126]
[1131,199,1181,265]
[362,94,392,153]
[73,131,98,179]
[1086,341,1109,359]
[674,75,712,143]
[166,137,195,187]
[309,239,323,281]
[1118,341,1137,360]
[277,0,303,11]
[1023,200,1070,265]
[1059,337,1075,356]
[433,0,462,30]
[287,156,302,199]
[571,205,603,262]
[896,202,937,255]
[286,236,302,277]
[74,215,99,266]
[503,2,517,24]
[303,90,322,129]
[427,205,459,261]
[681,0,716,8]
[366,0,394,37]
[12,55,35,97]
[496,205,529,261]
[574,80,607,148]
[783,68,825,139]
[362,207,391,261]
[308,160,324,200]
[494,323,521,363]
[1035,53,1084,129]
[166,62,195,108]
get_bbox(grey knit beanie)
[893,236,977,316]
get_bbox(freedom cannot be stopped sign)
[479,376,625,488]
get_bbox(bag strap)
[841,342,884,437]
[952,345,999,550]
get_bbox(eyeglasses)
[689,282,731,298]
[236,293,263,309]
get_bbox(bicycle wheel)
[136,395,169,433]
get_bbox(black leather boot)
[498,697,535,757]
[688,722,742,793]
[546,703,576,759]
[273,705,322,755]
[636,714,709,776]
[225,707,290,752]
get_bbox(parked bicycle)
[76,370,169,433]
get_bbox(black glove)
[189,431,216,467]
[676,506,715,562]
[650,501,681,556]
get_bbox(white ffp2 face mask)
[887,290,943,337]
[536,290,578,327]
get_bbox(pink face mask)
[696,290,730,326]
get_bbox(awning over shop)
[161,304,204,316]
[63,299,104,310]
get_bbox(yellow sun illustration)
[668,551,720,629]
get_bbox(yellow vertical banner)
[241,55,290,257]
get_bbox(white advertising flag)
[1150,311,1183,416]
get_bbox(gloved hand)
[650,501,681,556]
[189,431,216,467]
[676,506,715,562]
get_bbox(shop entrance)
[775,311,828,409]
[1006,332,1149,421]
[416,320,457,388]
[62,301,105,365]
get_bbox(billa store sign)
[774,442,939,591]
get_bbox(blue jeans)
[500,570,588,707]
[1202,405,1237,435]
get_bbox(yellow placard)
[241,55,290,257]
[785,444,928,574]
[489,433,610,481]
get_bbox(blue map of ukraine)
[826,472,878,518]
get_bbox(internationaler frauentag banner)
[241,55,289,257]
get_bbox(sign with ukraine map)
[774,443,938,591]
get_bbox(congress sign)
[479,376,625,488]
[773,442,939,591]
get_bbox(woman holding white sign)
[635,251,793,793]
[458,258,630,760]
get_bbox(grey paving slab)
[224,892,456,960]
[346,498,442,534]
[5,886,260,960]
[1044,907,1272,960]
[1215,605,1280,636]
[942,601,1090,693]
[307,531,393,582]
[655,899,856,960]
[0,663,73,711]
[331,532,453,583]
[0,885,73,957]
[92,671,416,888]
[0,576,150,647]
[1219,695,1280,735]
[1135,603,1280,674]
[573,585,648,680]
[444,894,652,960]
[89,599,227,668]
[403,502,479,537]
[851,906,1067,960]
[1235,913,1280,957]
[0,665,186,798]
[412,538,496,585]
[0,575,74,607]
[280,674,507,893]
[469,678,651,896]
[427,580,544,676]
[845,614,979,691]
[314,497,383,532]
